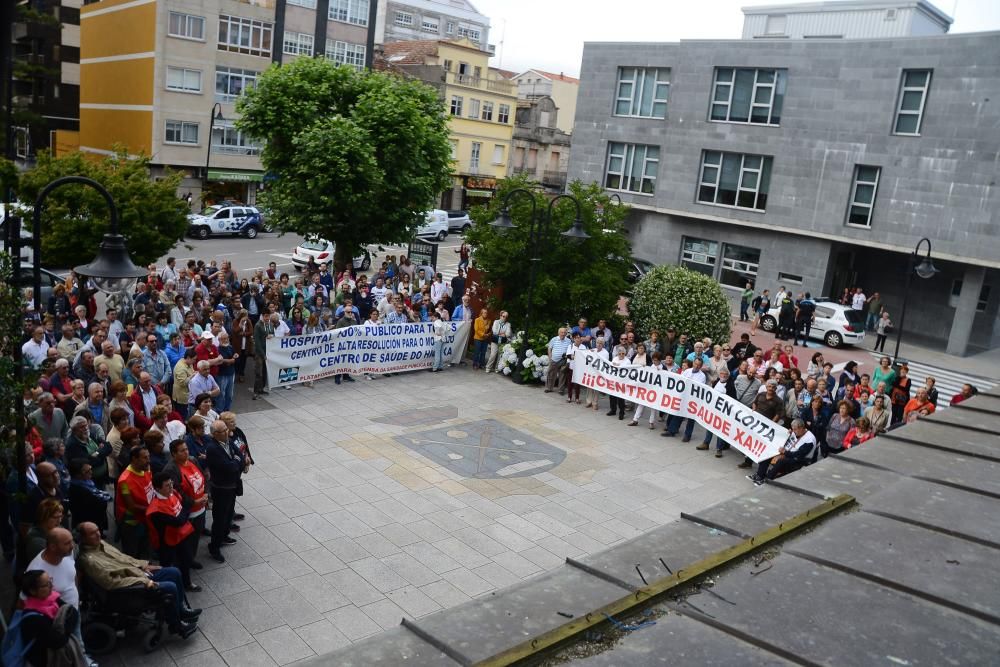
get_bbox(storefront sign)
[206,169,263,183]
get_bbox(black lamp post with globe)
[892,237,938,366]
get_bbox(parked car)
[628,258,656,284]
[17,263,66,305]
[447,210,472,233]
[187,204,263,240]
[760,300,866,348]
[292,239,372,271]
[417,210,449,241]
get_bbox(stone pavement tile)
[263,550,314,580]
[324,508,375,538]
[325,465,367,488]
[322,536,370,563]
[375,522,422,548]
[360,598,410,630]
[259,584,325,629]
[440,567,494,598]
[471,562,521,590]
[343,502,398,529]
[245,478,292,500]
[537,534,585,559]
[237,524,288,557]
[405,518,451,543]
[288,572,352,613]
[174,648,228,667]
[197,604,255,653]
[297,546,348,574]
[221,642,278,667]
[270,495,313,518]
[185,578,224,609]
[491,550,543,579]
[535,502,590,528]
[268,521,322,551]
[255,625,316,666]
[350,556,411,593]
[371,498,423,525]
[355,532,402,558]
[612,509,661,532]
[562,530,610,555]
[452,526,507,557]
[380,552,440,587]
[292,512,346,542]
[521,510,576,538]
[223,589,284,634]
[164,628,215,660]
[457,493,512,519]
[402,541,461,574]
[599,518,644,541]
[423,509,469,533]
[419,580,472,608]
[432,537,492,568]
[236,562,287,593]
[420,487,467,510]
[391,489,445,515]
[325,605,383,641]
[495,514,550,541]
[210,539,263,569]
[294,618,352,656]
[386,585,443,618]
[298,492,341,514]
[247,504,289,527]
[480,524,536,553]
[451,506,494,528]
[205,565,251,598]
[350,480,390,502]
[324,568,386,607]
[520,545,565,570]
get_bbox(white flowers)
[522,349,550,379]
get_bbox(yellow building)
[382,38,516,209]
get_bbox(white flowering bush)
[628,265,732,344]
[498,332,523,376]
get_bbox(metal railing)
[448,71,514,95]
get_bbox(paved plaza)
[100,365,751,666]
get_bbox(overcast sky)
[472,0,1000,76]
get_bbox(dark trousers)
[157,535,194,587]
[874,334,887,352]
[608,395,625,416]
[235,353,248,378]
[568,382,581,401]
[664,414,684,434]
[151,567,189,628]
[778,319,794,340]
[472,340,488,368]
[740,302,750,321]
[794,320,811,345]
[209,487,237,552]
[118,520,149,559]
[253,354,268,394]
[755,455,804,481]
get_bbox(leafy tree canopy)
[465,176,632,340]
[16,150,188,268]
[628,265,732,345]
[237,58,453,270]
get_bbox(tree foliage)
[628,265,732,344]
[16,150,188,268]
[465,176,632,340]
[236,58,453,270]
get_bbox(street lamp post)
[892,237,938,365]
[491,188,589,381]
[204,102,224,200]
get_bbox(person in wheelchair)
[75,521,201,639]
[747,418,817,486]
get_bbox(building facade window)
[329,0,369,26]
[710,68,786,126]
[394,11,413,26]
[481,101,493,121]
[287,0,317,7]
[846,165,880,228]
[421,17,439,33]
[614,67,669,118]
[894,69,932,135]
[446,21,455,34]
[467,98,480,119]
[166,66,201,93]
[497,104,510,124]
[449,140,458,159]
[697,150,772,211]
[719,243,761,289]
[168,11,205,40]
[165,120,199,145]
[218,15,273,57]
[442,59,452,71]
[492,144,504,165]
[605,142,659,195]
[680,238,719,278]
[470,142,481,170]
[950,280,991,312]
[325,40,364,69]
[457,25,481,41]
[216,67,259,103]
[211,121,260,155]
[283,31,313,56]
[450,96,463,116]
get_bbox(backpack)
[1,609,41,667]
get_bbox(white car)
[417,209,449,241]
[187,205,263,240]
[447,210,472,233]
[760,300,866,348]
[291,239,372,271]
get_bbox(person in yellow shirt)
[171,348,198,418]
[473,309,492,370]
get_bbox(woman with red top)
[843,416,876,448]
[951,383,979,406]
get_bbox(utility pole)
[364,0,378,70]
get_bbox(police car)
[187,204,264,240]
[760,299,866,348]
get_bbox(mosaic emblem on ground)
[396,418,567,479]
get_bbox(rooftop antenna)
[497,17,506,68]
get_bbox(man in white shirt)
[748,418,817,485]
[27,527,80,608]
[22,326,50,368]
[565,333,588,404]
[851,288,867,311]
[429,311,447,372]
[160,257,180,284]
[485,311,512,373]
[370,277,390,304]
[430,273,449,305]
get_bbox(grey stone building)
[567,32,1000,355]
[510,95,571,192]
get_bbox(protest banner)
[572,352,790,462]
[265,321,471,388]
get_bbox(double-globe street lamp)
[892,236,939,365]
[10,175,144,569]
[490,188,590,382]
[204,102,225,198]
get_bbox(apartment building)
[510,69,579,134]
[509,95,570,193]
[381,38,515,209]
[568,31,1000,355]
[375,0,491,53]
[742,0,952,39]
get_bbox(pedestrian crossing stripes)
[867,352,995,411]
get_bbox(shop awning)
[207,169,263,183]
[465,189,493,197]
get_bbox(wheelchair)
[78,577,172,654]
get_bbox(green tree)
[628,265,732,344]
[236,57,453,270]
[465,176,632,340]
[16,150,188,267]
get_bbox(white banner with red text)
[265,321,471,388]
[572,352,790,462]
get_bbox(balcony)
[541,170,567,188]
[447,71,514,95]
